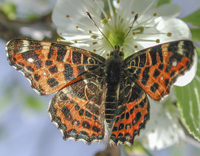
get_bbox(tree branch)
[0,11,58,42]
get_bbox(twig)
[0,11,57,42]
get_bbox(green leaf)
[0,2,17,20]
[26,14,40,20]
[25,96,44,111]
[175,49,200,141]
[175,76,200,141]
[196,48,200,77]
[190,28,200,42]
[0,94,11,110]
[197,47,200,56]
[182,9,200,26]
[157,0,172,7]
[124,141,153,156]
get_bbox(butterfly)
[6,39,195,145]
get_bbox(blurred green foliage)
[0,2,16,20]
[182,9,200,26]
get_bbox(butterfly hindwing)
[49,75,105,143]
[124,40,195,100]
[110,78,149,145]
[6,39,105,95]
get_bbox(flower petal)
[139,97,185,150]
[52,0,103,33]
[157,4,181,17]
[156,18,192,41]
[113,0,157,20]
[131,17,191,52]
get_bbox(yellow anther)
[153,13,157,17]
[167,32,172,37]
[156,39,160,43]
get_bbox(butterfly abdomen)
[105,84,119,125]
[104,50,124,126]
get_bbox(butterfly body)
[103,49,125,125]
[6,39,195,145]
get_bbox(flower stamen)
[107,0,114,18]
[156,39,160,43]
[57,38,61,42]
[133,38,161,43]
[167,32,172,37]
[92,35,97,39]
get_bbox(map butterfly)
[6,39,195,145]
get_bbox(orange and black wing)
[110,78,149,145]
[49,75,105,143]
[124,40,195,100]
[6,39,105,95]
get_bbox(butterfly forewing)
[124,40,195,100]
[6,39,105,95]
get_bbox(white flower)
[52,0,197,86]
[138,94,185,150]
[53,0,187,55]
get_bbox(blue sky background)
[0,0,200,156]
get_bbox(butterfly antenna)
[124,14,138,39]
[86,12,114,50]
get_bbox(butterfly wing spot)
[150,82,159,92]
[27,58,34,63]
[49,65,58,73]
[153,69,160,78]
[26,66,34,72]
[82,121,91,129]
[45,60,53,66]
[172,60,178,66]
[72,119,80,126]
[34,74,40,81]
[87,57,96,64]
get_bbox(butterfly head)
[110,45,124,59]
